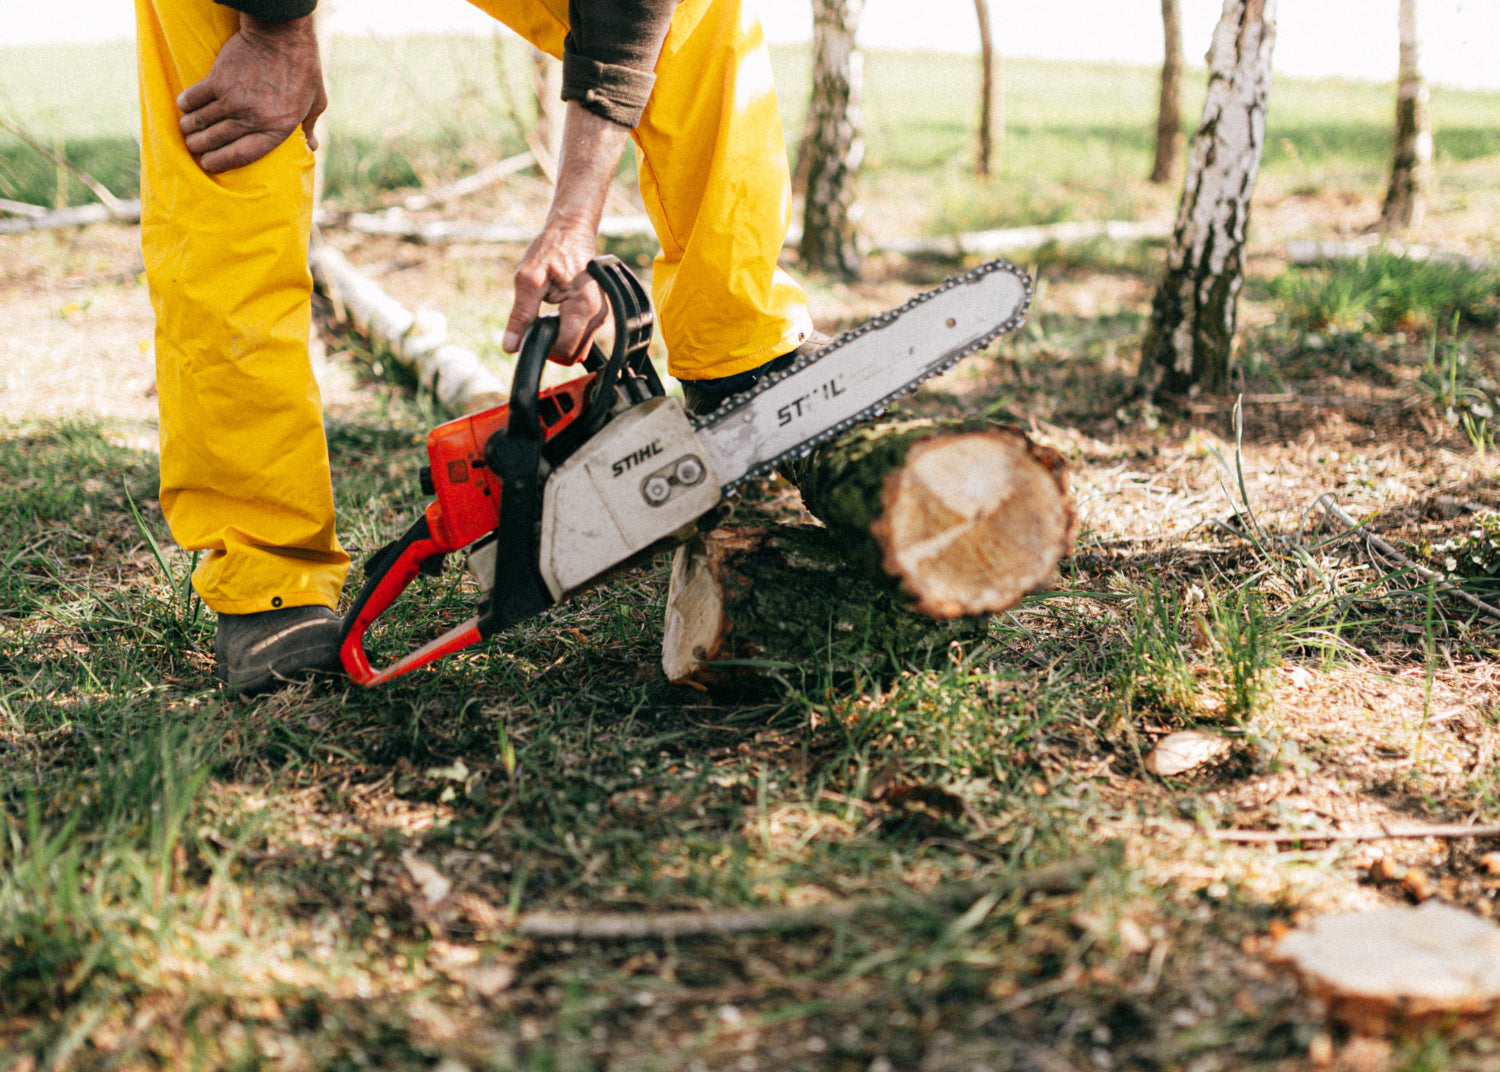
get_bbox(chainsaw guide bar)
[695,258,1032,494]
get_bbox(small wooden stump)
[1274,902,1500,1038]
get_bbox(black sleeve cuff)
[561,53,657,128]
[214,0,318,20]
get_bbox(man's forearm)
[544,102,632,236]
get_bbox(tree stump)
[662,420,1074,687]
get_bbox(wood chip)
[1144,730,1233,776]
[1274,901,1500,1036]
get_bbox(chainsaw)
[339,254,1032,686]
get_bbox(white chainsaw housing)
[537,396,720,600]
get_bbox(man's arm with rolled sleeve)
[503,0,679,362]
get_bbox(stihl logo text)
[777,377,846,427]
[611,440,664,477]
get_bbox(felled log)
[308,242,507,414]
[662,420,1074,686]
[0,200,141,235]
[786,419,1074,618]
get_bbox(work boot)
[681,332,832,416]
[215,605,344,696]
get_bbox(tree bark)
[662,420,1075,687]
[1380,0,1432,232]
[974,0,1002,177]
[531,47,565,169]
[1139,0,1278,398]
[1150,0,1185,185]
[799,0,865,279]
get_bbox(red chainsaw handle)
[339,511,482,685]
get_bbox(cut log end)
[660,529,763,686]
[872,428,1074,619]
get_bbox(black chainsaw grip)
[507,315,559,442]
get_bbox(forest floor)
[4,160,1500,1071]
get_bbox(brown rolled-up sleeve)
[562,0,678,128]
[214,0,318,20]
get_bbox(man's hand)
[178,13,326,174]
[502,103,632,364]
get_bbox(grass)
[1272,252,1500,335]
[6,35,1500,217]
[7,349,1500,1063]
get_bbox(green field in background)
[3,34,1499,212]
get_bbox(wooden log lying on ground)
[0,200,142,235]
[661,524,990,689]
[662,419,1075,686]
[337,210,654,246]
[787,419,1074,617]
[308,242,507,414]
[1287,237,1495,273]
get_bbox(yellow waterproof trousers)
[135,0,810,614]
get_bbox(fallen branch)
[1318,494,1500,622]
[339,211,653,245]
[308,242,507,414]
[1212,822,1500,844]
[0,113,132,218]
[400,151,537,212]
[0,199,141,235]
[0,197,48,218]
[1288,237,1495,274]
[515,852,1106,940]
[324,213,1170,257]
[874,218,1172,259]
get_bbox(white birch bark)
[1140,0,1277,396]
[1381,0,1432,231]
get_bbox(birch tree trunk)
[531,48,565,168]
[799,0,865,279]
[974,0,1002,177]
[1139,0,1277,397]
[1150,0,1185,184]
[1380,0,1432,231]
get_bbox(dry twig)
[515,853,1106,940]
[1318,494,1500,622]
[1211,822,1500,844]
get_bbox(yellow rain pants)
[136,0,349,616]
[135,0,809,615]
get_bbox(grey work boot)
[680,332,831,417]
[215,605,344,696]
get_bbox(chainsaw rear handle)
[339,255,658,686]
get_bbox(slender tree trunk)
[531,47,565,168]
[1150,0,1185,184]
[974,0,1002,176]
[1380,0,1432,231]
[1139,0,1277,398]
[799,0,865,279]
